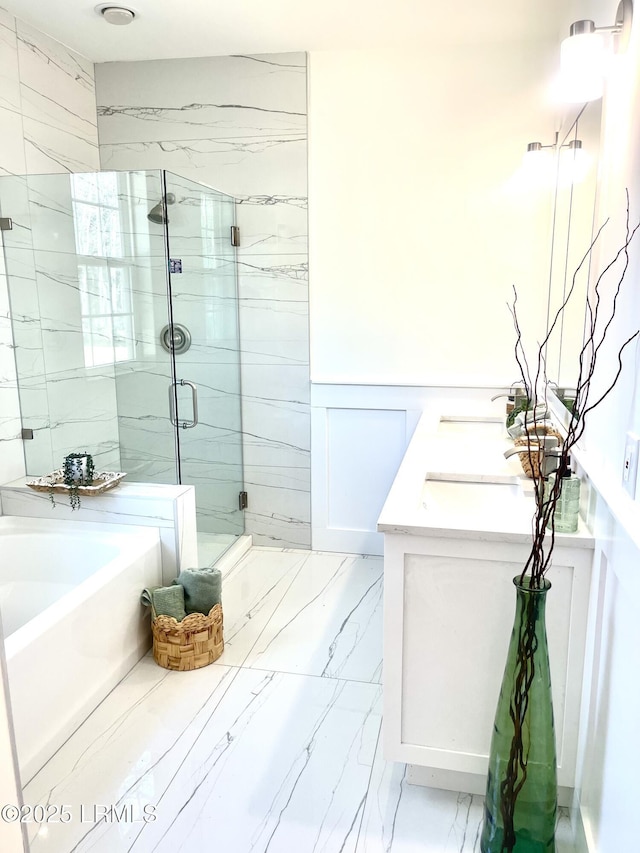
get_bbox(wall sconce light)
[523,138,589,187]
[560,0,633,102]
[521,141,556,189]
[559,139,590,185]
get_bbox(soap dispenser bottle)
[545,459,580,533]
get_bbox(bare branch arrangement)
[496,191,640,852]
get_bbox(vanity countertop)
[377,413,594,546]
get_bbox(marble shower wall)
[1,172,124,475]
[95,53,310,548]
[0,8,102,483]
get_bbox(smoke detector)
[95,5,136,25]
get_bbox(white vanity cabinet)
[378,414,594,801]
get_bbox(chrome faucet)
[491,385,529,409]
[504,434,561,478]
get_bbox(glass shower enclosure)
[0,169,244,555]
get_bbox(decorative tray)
[26,470,127,495]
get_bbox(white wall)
[570,1,640,850]
[306,40,567,552]
[576,519,640,853]
[308,44,559,385]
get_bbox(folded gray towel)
[141,585,187,621]
[173,568,222,615]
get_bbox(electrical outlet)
[622,432,640,498]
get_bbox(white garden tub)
[0,515,162,783]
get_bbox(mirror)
[544,101,602,390]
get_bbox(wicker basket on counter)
[151,604,223,671]
[514,425,563,479]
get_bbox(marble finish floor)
[22,547,574,852]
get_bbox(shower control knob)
[160,323,192,355]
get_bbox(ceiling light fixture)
[560,0,633,102]
[96,5,136,26]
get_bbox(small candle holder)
[60,452,95,509]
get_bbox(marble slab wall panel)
[111,235,176,490]
[2,170,174,477]
[0,11,27,483]
[20,241,121,474]
[115,363,178,482]
[107,174,177,492]
[0,9,26,178]
[16,20,99,174]
[47,369,120,470]
[96,52,310,548]
[0,257,23,482]
[0,179,47,474]
[0,8,101,486]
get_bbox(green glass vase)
[481,576,557,853]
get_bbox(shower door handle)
[168,379,199,429]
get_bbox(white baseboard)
[574,804,595,853]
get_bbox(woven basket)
[152,603,223,671]
[514,425,563,479]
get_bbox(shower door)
[160,171,244,538]
[0,168,244,544]
[0,170,177,480]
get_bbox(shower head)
[148,192,176,224]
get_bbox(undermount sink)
[421,477,531,517]
[436,417,506,438]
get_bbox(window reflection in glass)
[71,173,134,368]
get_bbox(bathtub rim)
[2,518,161,659]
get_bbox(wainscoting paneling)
[325,407,410,553]
[311,383,510,555]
